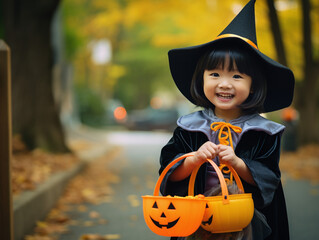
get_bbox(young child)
[159,0,294,239]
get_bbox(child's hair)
[186,183,252,240]
[190,40,267,114]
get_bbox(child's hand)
[218,144,240,167]
[217,144,256,186]
[191,141,219,166]
[170,141,218,182]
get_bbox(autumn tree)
[265,0,287,66]
[296,0,319,144]
[61,0,241,111]
[2,0,69,152]
[266,0,319,144]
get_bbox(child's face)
[203,56,252,120]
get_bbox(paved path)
[58,130,319,240]
[283,175,319,240]
[59,131,170,240]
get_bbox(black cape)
[159,126,289,240]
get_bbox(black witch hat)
[168,0,294,112]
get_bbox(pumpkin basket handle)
[153,154,245,202]
[153,153,194,196]
[188,160,245,205]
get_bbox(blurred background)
[1,0,319,240]
[0,0,318,151]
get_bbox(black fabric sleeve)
[235,130,283,209]
[159,127,208,196]
[236,131,289,240]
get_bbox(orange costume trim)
[215,34,258,50]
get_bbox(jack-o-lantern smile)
[150,216,180,229]
[202,203,213,226]
[202,214,213,226]
[149,201,181,229]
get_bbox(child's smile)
[216,92,235,102]
[203,57,252,121]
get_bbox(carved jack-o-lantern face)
[201,203,213,226]
[201,201,218,232]
[201,196,254,233]
[142,196,206,237]
[149,201,180,229]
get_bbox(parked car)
[124,107,179,131]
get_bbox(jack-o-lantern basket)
[142,154,206,237]
[189,159,254,233]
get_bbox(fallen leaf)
[98,218,108,225]
[83,221,95,227]
[89,211,100,219]
[104,234,120,239]
[127,194,140,207]
[78,205,88,212]
[80,234,105,240]
[80,234,120,240]
[25,236,55,240]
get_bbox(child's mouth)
[216,93,234,100]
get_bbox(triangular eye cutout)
[152,201,158,208]
[168,202,175,209]
[206,203,209,208]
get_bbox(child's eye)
[233,74,243,79]
[210,73,219,77]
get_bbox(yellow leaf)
[89,211,100,219]
[104,234,121,239]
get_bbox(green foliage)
[75,85,106,126]
[61,0,318,113]
[113,26,174,110]
[63,24,84,60]
[61,0,88,60]
[113,58,164,110]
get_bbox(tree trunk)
[266,0,319,144]
[265,0,287,66]
[3,0,69,152]
[296,0,319,144]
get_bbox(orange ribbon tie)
[210,122,242,149]
[210,122,242,184]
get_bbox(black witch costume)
[160,109,289,239]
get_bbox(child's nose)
[218,78,232,89]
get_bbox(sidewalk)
[282,174,319,240]
[280,146,319,240]
[13,125,112,240]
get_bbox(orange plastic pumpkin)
[142,154,206,237]
[189,160,254,233]
[143,195,206,236]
